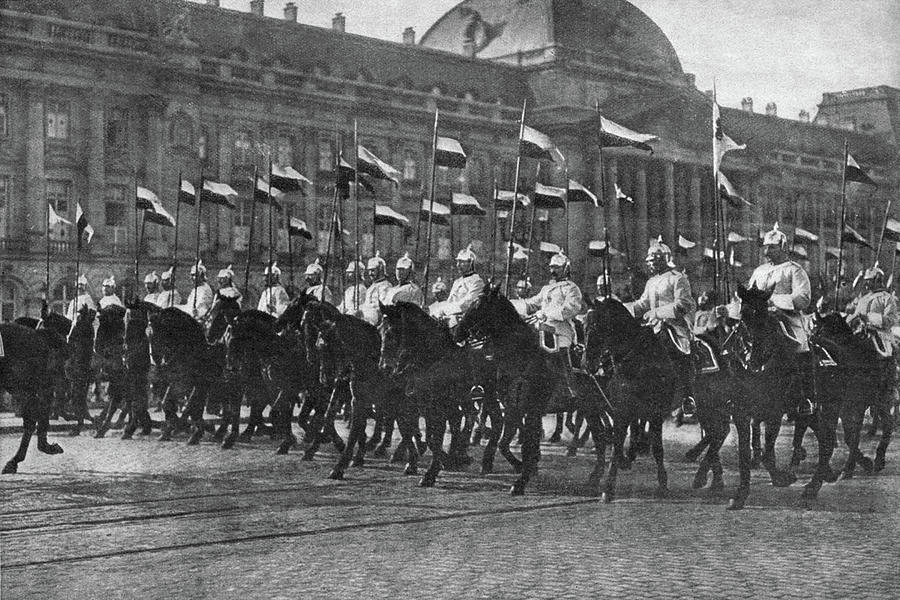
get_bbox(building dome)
[420,0,683,77]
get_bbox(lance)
[423,109,440,302]
[287,205,295,295]
[353,119,361,309]
[192,168,204,315]
[834,140,849,312]
[489,175,498,282]
[133,170,140,298]
[504,99,528,296]
[320,134,341,303]
[44,193,51,302]
[170,170,183,307]
[243,165,258,296]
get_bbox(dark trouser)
[793,352,816,407]
[657,332,694,403]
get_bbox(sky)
[205,0,900,120]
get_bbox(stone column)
[86,100,106,250]
[690,165,702,244]
[663,161,675,245]
[634,160,648,252]
[25,86,46,248]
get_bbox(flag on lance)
[136,187,175,227]
[450,192,486,216]
[76,202,94,243]
[713,102,746,172]
[567,179,599,206]
[434,136,467,169]
[845,153,878,187]
[374,204,410,228]
[419,199,451,226]
[532,183,567,209]
[201,180,238,209]
[48,203,72,227]
[288,216,312,240]
[270,164,310,193]
[519,125,564,163]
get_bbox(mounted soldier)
[522,251,583,396]
[628,237,696,415]
[510,278,533,318]
[848,264,897,356]
[142,271,161,305]
[215,264,242,307]
[301,259,333,306]
[98,275,124,310]
[155,267,181,309]
[718,222,815,415]
[183,260,214,322]
[431,277,449,304]
[429,244,485,327]
[65,274,96,321]
[385,253,424,307]
[259,262,292,316]
[361,252,392,325]
[339,259,367,316]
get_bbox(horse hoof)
[419,477,435,488]
[2,462,17,475]
[328,469,344,480]
[301,452,316,462]
[404,464,417,476]
[509,483,525,496]
[38,443,63,455]
[221,438,236,450]
[94,430,107,439]
[874,455,886,473]
[838,469,854,481]
[858,456,874,474]
[351,458,364,468]
[726,498,745,511]
[684,448,702,463]
[373,446,388,459]
[237,433,253,444]
[654,486,669,499]
[692,470,709,490]
[601,492,614,504]
[549,433,561,443]
[565,447,577,458]
[120,431,133,441]
[709,480,725,494]
[822,467,839,483]
[187,433,202,446]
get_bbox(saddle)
[692,336,719,374]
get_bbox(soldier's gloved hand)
[533,311,546,322]
[714,305,728,319]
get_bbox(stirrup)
[796,399,816,417]
[469,385,485,403]
[681,396,696,418]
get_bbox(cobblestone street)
[2,416,898,600]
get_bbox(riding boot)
[559,350,578,399]
[794,352,816,416]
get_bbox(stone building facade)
[0,0,896,318]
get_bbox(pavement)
[1,415,898,600]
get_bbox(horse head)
[37,312,72,339]
[275,293,310,334]
[148,307,203,367]
[299,301,340,366]
[225,310,276,369]
[206,295,241,344]
[95,305,126,354]
[378,302,405,374]
[454,283,519,344]
[581,295,641,372]
[729,284,787,373]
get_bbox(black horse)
[809,310,895,478]
[1,323,65,473]
[455,286,609,495]
[65,306,97,435]
[120,300,159,439]
[93,304,128,438]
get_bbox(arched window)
[402,148,417,182]
[1,282,17,321]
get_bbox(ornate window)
[105,107,129,150]
[46,179,71,215]
[402,149,417,182]
[106,186,128,250]
[1,284,16,321]
[317,133,334,172]
[0,94,8,137]
[46,102,69,139]
[233,130,253,166]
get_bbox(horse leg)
[221,385,244,450]
[480,399,503,474]
[802,401,840,502]
[373,414,394,458]
[585,414,606,495]
[365,412,384,452]
[728,414,752,510]
[275,395,299,455]
[750,417,763,468]
[510,411,542,496]
[3,397,38,474]
[649,418,668,497]
[601,421,627,503]
[419,411,447,488]
[549,412,564,443]
[396,407,419,476]
[185,387,208,446]
[498,409,523,474]
[157,383,178,442]
[760,417,794,487]
[685,431,711,463]
[790,414,811,468]
[444,409,465,471]
[330,385,366,479]
[840,405,867,479]
[874,399,894,473]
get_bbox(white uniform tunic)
[628,269,696,354]
[216,285,243,308]
[65,293,97,321]
[430,273,485,326]
[850,289,897,356]
[183,283,215,321]
[339,283,367,315]
[385,282,425,308]
[99,294,124,310]
[304,284,333,305]
[142,292,159,305]
[748,260,811,351]
[155,289,182,309]
[258,285,292,316]
[361,279,393,325]
[524,279,583,348]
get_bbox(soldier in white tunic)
[182,260,215,322]
[154,267,182,309]
[300,259,333,306]
[98,276,124,310]
[385,253,424,307]
[848,265,897,356]
[142,271,160,305]
[65,274,97,321]
[523,251,583,396]
[719,223,815,414]
[361,252,393,325]
[215,264,242,307]
[339,259,367,316]
[430,245,485,327]
[510,278,533,318]
[628,237,696,414]
[258,262,293,316]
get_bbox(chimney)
[462,39,476,57]
[249,0,263,17]
[798,109,810,123]
[741,97,754,113]
[284,2,297,22]
[206,0,220,6]
[403,27,416,45]
[332,12,345,32]
[765,102,777,116]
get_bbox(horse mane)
[14,316,39,329]
[394,301,453,344]
[38,313,72,339]
[275,295,310,330]
[153,307,205,347]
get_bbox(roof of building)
[420,0,683,77]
